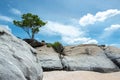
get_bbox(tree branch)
[22,27,31,38]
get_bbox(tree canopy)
[13,13,46,39]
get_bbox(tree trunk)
[31,33,34,40]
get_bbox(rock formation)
[105,46,120,68]
[62,44,119,72]
[36,45,63,71]
[1,25,120,80]
[0,27,43,80]
[36,44,120,72]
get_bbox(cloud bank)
[79,9,120,26]
[10,8,22,15]
[104,24,120,31]
[40,21,98,45]
[0,15,13,22]
[100,24,120,39]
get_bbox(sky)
[0,0,120,47]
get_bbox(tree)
[13,13,46,39]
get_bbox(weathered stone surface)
[63,44,102,56]
[62,44,119,72]
[0,27,43,80]
[105,46,120,68]
[36,45,63,71]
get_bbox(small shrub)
[98,44,106,47]
[46,43,52,47]
[52,42,64,54]
[41,40,45,42]
[41,40,46,46]
[23,39,43,48]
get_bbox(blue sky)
[0,0,120,47]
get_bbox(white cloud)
[100,24,120,39]
[0,25,11,32]
[110,44,120,48]
[11,8,22,15]
[41,21,83,37]
[79,9,120,26]
[62,37,98,45]
[0,15,13,22]
[40,21,98,45]
[84,39,98,44]
[104,24,120,31]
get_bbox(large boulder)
[0,27,43,80]
[36,45,63,71]
[62,44,119,72]
[105,46,120,68]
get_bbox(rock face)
[105,46,120,68]
[62,44,119,72]
[36,44,120,72]
[36,45,63,71]
[0,27,43,80]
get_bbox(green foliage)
[13,13,46,39]
[41,40,45,42]
[46,43,53,47]
[52,42,64,54]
